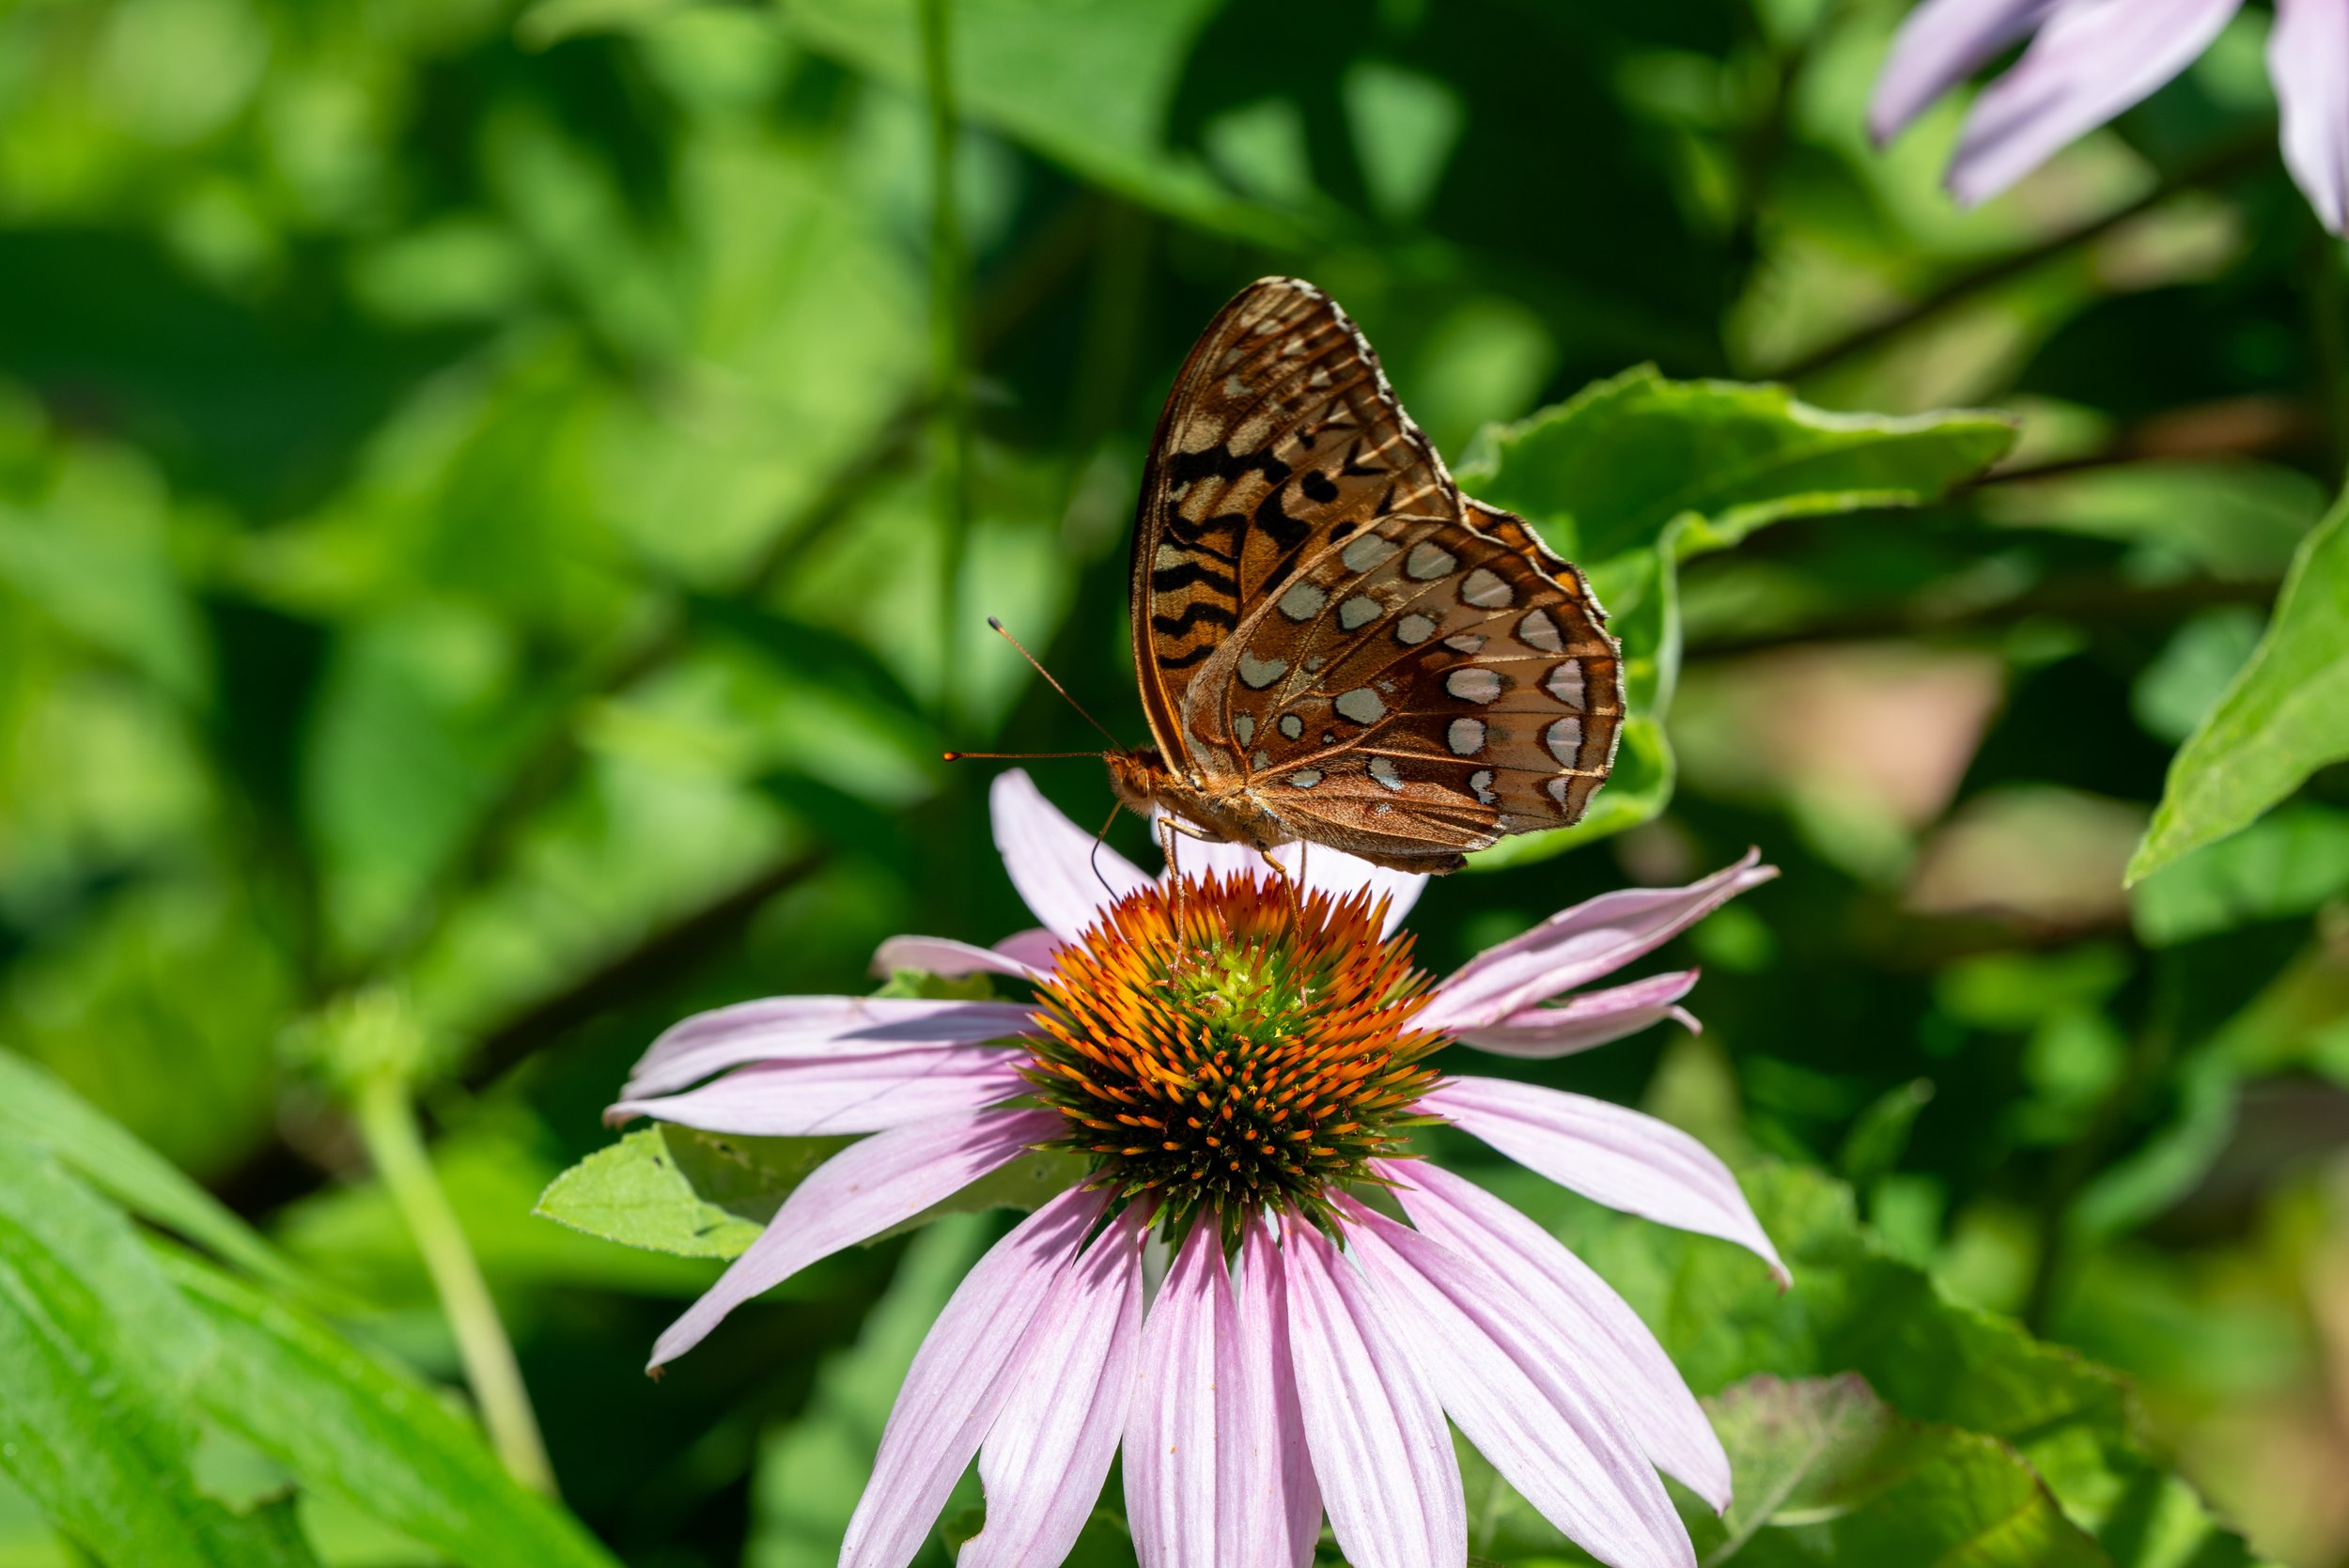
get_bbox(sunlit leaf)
[2132,489,2349,883]
[0,1141,320,1568]
[163,1254,623,1568]
[0,1049,303,1295]
[534,1126,850,1261]
[1455,366,2015,565]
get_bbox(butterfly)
[1101,277,1624,876]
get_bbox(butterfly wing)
[1129,278,1456,767]
[1184,504,1623,872]
[1132,276,1623,873]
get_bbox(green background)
[3,0,2347,1563]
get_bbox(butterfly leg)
[1254,846,1307,932]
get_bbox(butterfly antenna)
[986,617,1123,749]
[1089,800,1126,900]
[941,750,1102,761]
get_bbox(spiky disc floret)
[1022,871,1448,1244]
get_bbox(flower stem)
[353,1074,556,1495]
[921,0,974,724]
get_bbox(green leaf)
[534,1126,853,1261]
[1691,1374,2104,1567]
[160,1253,621,1568]
[0,1141,320,1568]
[777,0,1302,244]
[1455,366,2015,565]
[2131,489,2349,882]
[0,1049,303,1294]
[1457,370,2009,871]
[2129,803,2349,946]
[1488,1159,2269,1567]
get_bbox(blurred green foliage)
[5,0,2349,1562]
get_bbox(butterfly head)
[1103,745,1178,818]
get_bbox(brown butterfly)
[1097,277,1625,876]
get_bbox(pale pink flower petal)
[869,934,1047,985]
[2273,0,2349,234]
[1377,1160,1731,1511]
[1240,1220,1325,1565]
[957,1206,1149,1568]
[992,927,1065,969]
[609,1048,1031,1137]
[1125,1224,1228,1568]
[1421,1076,1787,1284]
[1128,1220,1322,1568]
[839,1188,1111,1568]
[1282,1224,1466,1568]
[647,1107,1059,1369]
[1343,1204,1693,1568]
[1870,0,2061,142]
[1948,0,2244,207]
[1423,853,1775,1032]
[992,768,1150,940]
[625,996,1033,1100]
[1457,970,1702,1060]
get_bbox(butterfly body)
[1115,277,1625,876]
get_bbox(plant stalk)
[922,0,974,723]
[354,1074,556,1495]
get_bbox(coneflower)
[611,770,1786,1568]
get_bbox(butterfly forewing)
[1129,277,1623,872]
[1130,280,1456,753]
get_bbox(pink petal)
[993,927,1065,969]
[1240,1221,1325,1566]
[1420,1077,1787,1285]
[957,1206,1149,1568]
[2274,0,2349,234]
[1156,812,1427,938]
[1343,1203,1694,1568]
[647,1107,1060,1369]
[609,1048,1032,1136]
[1948,0,2244,207]
[1869,0,2060,143]
[839,1187,1111,1568]
[1125,1220,1324,1568]
[1457,970,1703,1060]
[1424,852,1776,1032]
[992,769,1149,941]
[869,935,1047,985]
[1377,1160,1730,1511]
[1282,1223,1465,1568]
[624,996,1034,1100]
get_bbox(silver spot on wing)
[1406,542,1457,581]
[1545,661,1586,708]
[1240,656,1288,689]
[1279,582,1329,621]
[1446,667,1503,705]
[1460,567,1513,608]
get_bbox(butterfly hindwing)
[1185,507,1624,869]
[1130,279,1455,757]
